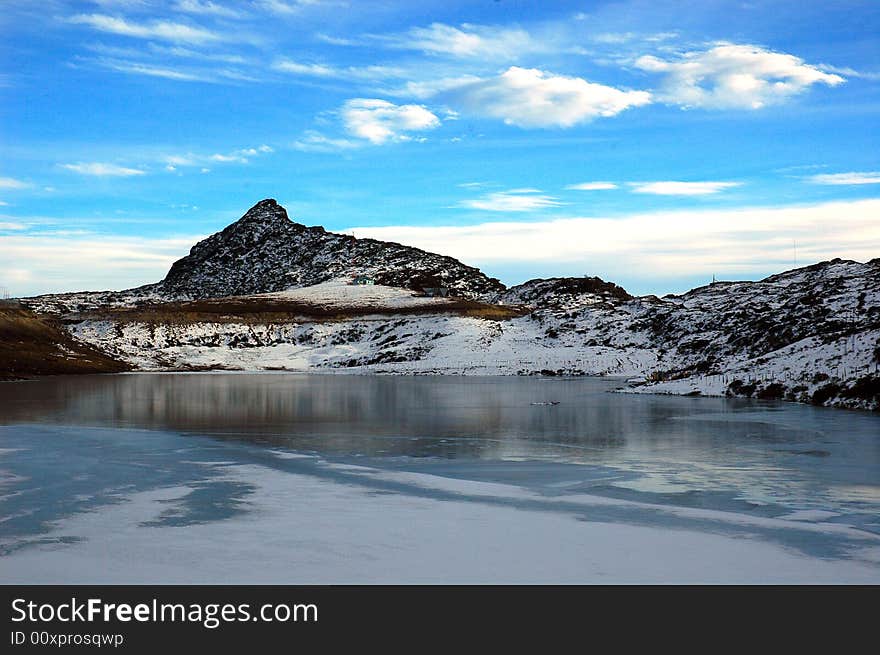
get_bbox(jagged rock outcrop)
[158,199,504,299]
[501,276,632,309]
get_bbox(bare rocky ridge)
[159,198,504,299]
[22,199,504,314]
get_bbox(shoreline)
[3,367,878,413]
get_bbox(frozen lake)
[1,373,879,583]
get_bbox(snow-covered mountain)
[16,200,879,410]
[161,198,507,298]
[24,199,503,314]
[502,259,880,409]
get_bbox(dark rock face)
[501,276,632,308]
[159,199,505,299]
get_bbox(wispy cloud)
[0,221,26,230]
[0,233,202,296]
[93,59,206,81]
[174,0,242,18]
[566,182,618,191]
[629,181,741,195]
[817,64,880,81]
[61,162,146,176]
[0,177,31,189]
[315,33,359,47]
[148,44,249,65]
[164,144,273,168]
[635,43,844,110]
[344,199,880,280]
[257,0,321,15]
[807,171,880,185]
[460,188,563,212]
[341,99,440,144]
[69,13,221,44]
[408,67,651,128]
[291,131,361,152]
[386,22,541,60]
[273,60,337,77]
[273,59,405,81]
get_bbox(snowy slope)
[263,278,456,310]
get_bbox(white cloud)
[341,98,440,144]
[315,33,358,47]
[69,14,221,44]
[421,67,651,128]
[163,145,272,167]
[257,0,320,14]
[343,199,880,280]
[174,0,241,18]
[97,60,205,81]
[273,59,405,80]
[461,189,563,212]
[0,221,25,229]
[635,43,844,110]
[394,75,484,100]
[149,44,248,65]
[808,171,880,185]
[566,182,618,191]
[390,22,538,59]
[89,1,151,7]
[629,181,741,195]
[210,153,244,162]
[273,60,336,76]
[594,32,637,44]
[292,131,361,152]
[817,64,880,81]
[0,177,31,189]
[0,233,202,296]
[61,162,146,177]
[165,155,195,166]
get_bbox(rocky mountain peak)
[239,198,285,220]
[157,199,505,299]
[227,198,293,235]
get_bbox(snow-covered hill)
[63,258,879,409]
[160,199,506,299]
[22,199,504,314]
[502,260,880,410]
[17,200,880,411]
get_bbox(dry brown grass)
[83,296,529,324]
[0,307,130,379]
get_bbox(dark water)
[1,373,879,562]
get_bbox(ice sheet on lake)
[1,425,879,584]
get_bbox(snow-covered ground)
[69,313,657,377]
[263,277,456,310]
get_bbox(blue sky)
[1,0,879,297]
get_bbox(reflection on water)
[0,373,826,455]
[1,373,879,531]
